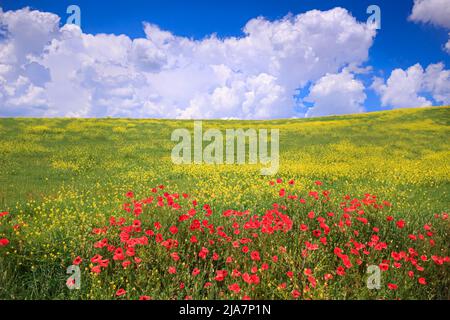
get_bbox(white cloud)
[0,7,376,118]
[304,71,366,117]
[445,35,450,53]
[409,0,450,54]
[372,63,450,108]
[422,63,450,104]
[409,0,450,28]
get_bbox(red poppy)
[418,278,427,285]
[214,270,228,281]
[396,220,405,229]
[116,288,126,297]
[324,273,333,280]
[125,191,134,198]
[72,256,82,265]
[168,266,177,274]
[198,247,209,259]
[388,283,398,290]
[250,251,261,261]
[291,289,301,298]
[139,296,152,300]
[0,238,10,247]
[169,225,178,235]
[336,266,346,276]
[228,283,241,293]
[379,263,389,271]
[91,266,101,274]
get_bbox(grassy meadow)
[0,106,449,300]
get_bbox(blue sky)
[0,0,449,118]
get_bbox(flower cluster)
[58,179,449,300]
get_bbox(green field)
[0,107,449,299]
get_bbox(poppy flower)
[190,235,198,243]
[388,283,398,290]
[379,263,389,271]
[125,191,134,198]
[228,283,241,293]
[139,296,152,300]
[291,289,301,298]
[214,270,228,281]
[0,238,10,247]
[418,278,427,285]
[308,276,317,288]
[232,269,241,277]
[324,273,333,280]
[198,247,209,259]
[278,282,287,289]
[90,265,101,273]
[116,288,126,297]
[170,252,180,262]
[396,220,405,229]
[250,251,261,261]
[169,225,178,235]
[336,266,346,276]
[168,266,177,274]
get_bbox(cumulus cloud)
[409,0,450,54]
[409,0,450,28]
[445,35,450,53]
[371,63,450,108]
[304,71,366,117]
[0,6,376,118]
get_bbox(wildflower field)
[0,106,449,300]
